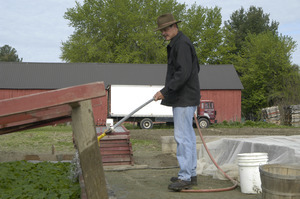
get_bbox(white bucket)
[238,153,268,194]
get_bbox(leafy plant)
[0,161,80,199]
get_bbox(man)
[153,13,201,191]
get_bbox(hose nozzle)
[97,127,114,143]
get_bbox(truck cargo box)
[109,85,172,117]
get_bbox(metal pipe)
[97,98,154,142]
[111,98,154,131]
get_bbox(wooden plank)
[100,146,132,151]
[103,162,132,166]
[99,143,131,148]
[0,117,71,135]
[0,105,71,128]
[0,82,109,197]
[0,82,105,117]
[72,100,108,199]
[100,150,131,155]
[100,134,130,140]
[101,155,132,162]
[100,139,130,144]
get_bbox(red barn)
[0,62,243,125]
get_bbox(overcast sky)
[0,0,299,65]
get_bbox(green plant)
[0,161,80,199]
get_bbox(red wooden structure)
[0,82,109,199]
[201,90,242,122]
[97,126,134,166]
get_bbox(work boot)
[170,176,198,185]
[168,179,192,191]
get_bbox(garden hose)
[97,98,238,192]
[180,114,238,193]
[97,98,154,143]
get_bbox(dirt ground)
[104,128,300,199]
[1,127,299,198]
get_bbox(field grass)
[123,120,297,130]
[0,125,160,154]
[1,121,297,154]
[0,126,75,153]
[130,139,160,152]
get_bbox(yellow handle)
[97,128,113,145]
[97,132,107,143]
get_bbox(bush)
[210,120,293,128]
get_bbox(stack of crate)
[284,105,300,127]
[96,126,133,166]
[261,106,281,125]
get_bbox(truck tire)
[198,118,210,128]
[140,118,153,129]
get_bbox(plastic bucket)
[259,164,300,199]
[238,153,268,194]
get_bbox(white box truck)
[107,85,217,129]
[107,85,173,129]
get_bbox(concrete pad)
[104,164,149,171]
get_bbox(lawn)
[0,126,75,153]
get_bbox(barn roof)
[0,62,243,90]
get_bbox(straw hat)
[154,13,181,31]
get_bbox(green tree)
[61,0,224,64]
[0,45,22,62]
[181,5,235,64]
[224,6,279,54]
[281,64,300,106]
[61,0,178,63]
[235,31,298,119]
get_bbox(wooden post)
[71,100,108,199]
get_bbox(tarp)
[197,135,300,180]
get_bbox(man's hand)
[154,91,165,101]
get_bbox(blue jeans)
[173,106,197,181]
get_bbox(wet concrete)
[104,166,261,199]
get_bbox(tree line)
[61,0,299,120]
[3,0,300,120]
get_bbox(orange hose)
[180,114,238,193]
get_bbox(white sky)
[0,0,299,65]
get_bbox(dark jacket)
[160,31,200,107]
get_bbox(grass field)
[0,125,160,154]
[0,126,75,153]
[1,121,297,154]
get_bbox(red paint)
[0,82,106,134]
[201,90,242,122]
[0,82,105,117]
